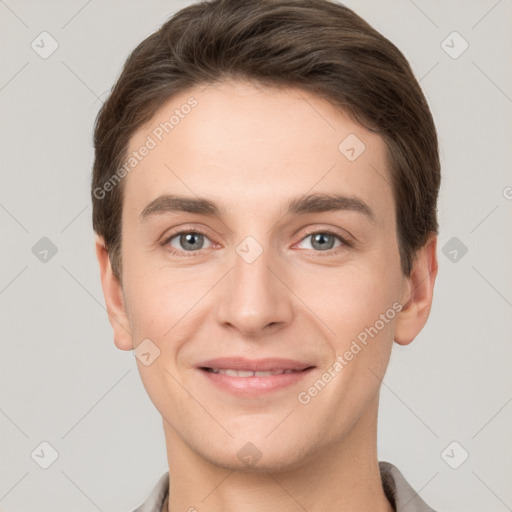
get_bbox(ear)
[95,234,133,351]
[394,234,438,346]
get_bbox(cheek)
[124,273,196,341]
[121,247,222,351]
[300,255,401,340]
[307,266,399,395]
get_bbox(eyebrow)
[139,193,375,223]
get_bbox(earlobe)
[95,234,133,351]
[394,235,438,346]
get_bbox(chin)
[192,433,317,474]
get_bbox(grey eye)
[298,232,343,251]
[168,232,211,251]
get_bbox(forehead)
[123,80,393,221]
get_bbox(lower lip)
[198,368,315,396]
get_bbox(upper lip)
[197,357,314,372]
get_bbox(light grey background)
[0,1,511,511]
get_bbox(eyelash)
[161,228,352,258]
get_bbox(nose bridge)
[215,236,293,336]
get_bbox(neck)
[162,395,394,512]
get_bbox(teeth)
[207,368,298,377]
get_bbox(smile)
[198,366,314,396]
[202,368,303,377]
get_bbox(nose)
[215,243,294,337]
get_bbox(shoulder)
[379,461,439,512]
[132,472,169,512]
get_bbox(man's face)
[112,80,415,470]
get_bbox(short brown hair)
[92,0,440,281]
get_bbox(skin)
[96,80,437,512]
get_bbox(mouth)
[196,358,316,396]
[200,367,312,377]
[196,357,314,372]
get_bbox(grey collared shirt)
[133,461,438,512]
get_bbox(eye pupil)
[180,233,203,251]
[311,233,335,251]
